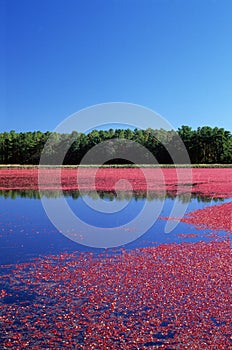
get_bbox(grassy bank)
[1,164,232,169]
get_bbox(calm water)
[0,189,230,264]
[1,189,231,348]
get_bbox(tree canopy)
[0,126,231,165]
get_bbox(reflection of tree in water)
[0,189,224,203]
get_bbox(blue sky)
[1,0,232,132]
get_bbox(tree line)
[0,126,231,164]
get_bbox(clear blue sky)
[1,0,232,132]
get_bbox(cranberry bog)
[0,167,232,198]
[0,167,231,349]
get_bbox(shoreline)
[1,163,232,168]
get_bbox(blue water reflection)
[0,190,231,264]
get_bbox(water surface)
[0,189,230,264]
